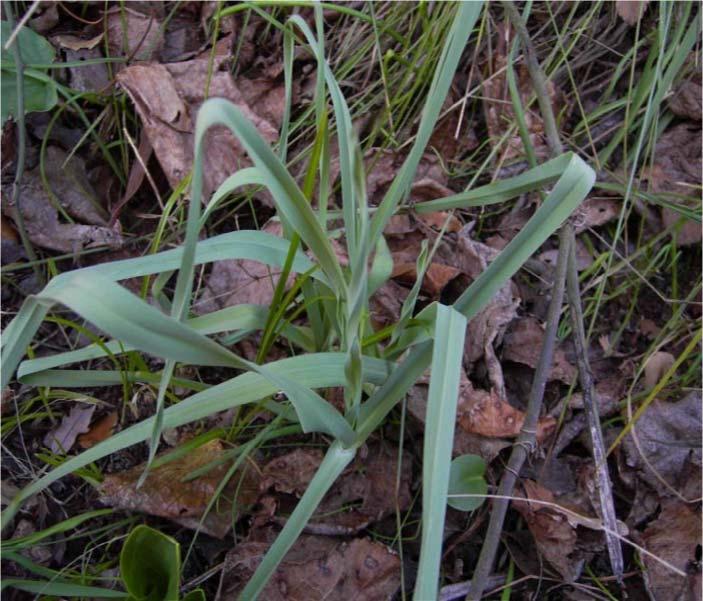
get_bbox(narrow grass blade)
[1,353,391,528]
[414,305,467,601]
[369,1,484,247]
[193,99,346,295]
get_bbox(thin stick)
[565,227,625,582]
[467,226,571,601]
[506,0,624,586]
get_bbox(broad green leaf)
[414,305,467,601]
[120,525,180,601]
[1,21,58,123]
[447,455,488,512]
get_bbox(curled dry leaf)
[621,391,702,495]
[643,351,675,390]
[386,211,463,297]
[615,0,649,25]
[99,440,259,538]
[458,379,556,442]
[501,316,577,384]
[77,411,118,449]
[195,221,292,313]
[641,500,702,601]
[641,123,702,246]
[117,56,282,202]
[1,146,123,253]
[43,404,96,454]
[513,480,581,581]
[218,536,400,601]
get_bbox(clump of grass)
[4,2,652,598]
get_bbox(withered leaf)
[106,6,164,61]
[668,72,702,121]
[1,147,123,253]
[502,317,577,384]
[513,480,581,581]
[621,391,702,495]
[615,0,649,25]
[218,536,400,600]
[195,221,292,313]
[641,123,702,246]
[99,440,259,538]
[77,411,118,449]
[259,442,412,534]
[43,405,96,454]
[641,500,702,601]
[117,57,282,202]
[458,380,556,441]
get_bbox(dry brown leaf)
[77,412,118,449]
[574,197,620,231]
[1,147,123,253]
[385,211,463,297]
[621,391,702,495]
[195,221,293,313]
[28,3,58,35]
[407,372,512,462]
[391,260,461,297]
[641,500,702,601]
[668,72,702,121]
[643,351,676,390]
[52,33,104,51]
[99,440,259,538]
[458,381,556,441]
[369,280,410,329]
[117,57,282,202]
[427,95,479,160]
[43,405,96,454]
[615,0,649,25]
[259,442,412,534]
[513,480,581,581]
[106,6,164,61]
[641,123,701,246]
[218,536,400,601]
[502,317,577,384]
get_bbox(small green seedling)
[0,21,58,124]
[447,454,488,512]
[120,524,205,601]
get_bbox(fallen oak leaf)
[641,500,702,601]
[218,535,400,601]
[43,404,96,454]
[501,316,577,384]
[99,439,259,538]
[77,411,118,449]
[458,382,556,441]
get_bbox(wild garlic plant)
[1,2,597,598]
